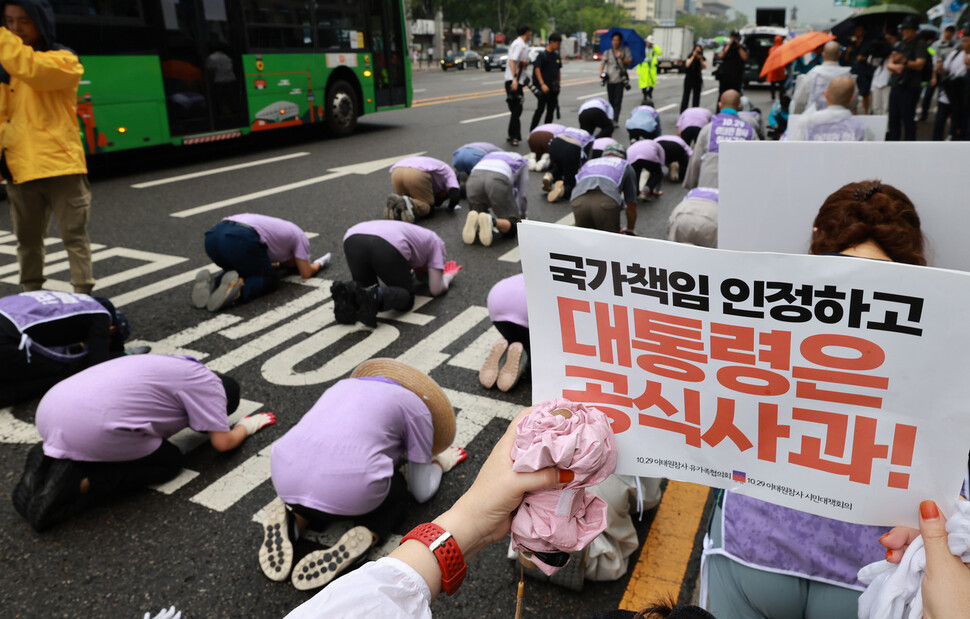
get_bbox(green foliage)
[676,10,750,39]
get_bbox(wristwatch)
[401,523,467,596]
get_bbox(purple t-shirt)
[390,156,459,194]
[579,97,614,119]
[686,187,719,202]
[224,213,311,262]
[592,137,619,153]
[37,355,230,462]
[559,127,594,149]
[530,123,566,136]
[344,220,447,271]
[677,107,713,130]
[487,274,528,328]
[626,139,665,165]
[707,112,756,154]
[270,377,433,515]
[654,134,694,158]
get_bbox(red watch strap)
[401,522,467,596]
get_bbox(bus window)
[316,1,366,52]
[242,0,312,50]
[52,0,156,55]
[368,0,406,108]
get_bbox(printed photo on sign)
[718,142,970,271]
[519,221,970,528]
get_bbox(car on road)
[440,51,459,70]
[455,50,481,69]
[592,50,602,61]
[483,46,508,71]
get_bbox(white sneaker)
[291,526,375,591]
[400,195,416,223]
[461,210,479,244]
[526,152,538,171]
[313,253,331,269]
[258,498,294,582]
[547,180,565,203]
[191,269,213,309]
[479,338,508,388]
[538,153,551,171]
[497,343,528,391]
[638,169,650,192]
[542,172,554,192]
[477,212,494,246]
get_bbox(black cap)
[219,375,241,415]
[899,16,919,31]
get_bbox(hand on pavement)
[144,606,182,619]
[313,253,331,270]
[433,446,468,473]
[443,261,462,277]
[236,412,276,436]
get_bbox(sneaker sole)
[291,526,373,591]
[497,342,524,392]
[477,212,493,247]
[207,271,241,312]
[400,197,416,223]
[385,194,405,221]
[479,339,508,389]
[542,176,553,192]
[461,211,478,245]
[258,498,294,582]
[191,269,213,309]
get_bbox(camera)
[622,75,631,90]
[600,71,607,86]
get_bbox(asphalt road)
[0,58,768,619]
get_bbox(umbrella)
[599,27,646,67]
[759,31,835,78]
[831,4,921,40]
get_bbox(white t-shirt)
[939,49,968,105]
[505,36,530,82]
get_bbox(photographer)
[681,44,706,112]
[717,30,748,96]
[504,25,531,147]
[529,33,562,131]
[599,31,632,122]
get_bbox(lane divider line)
[132,152,311,189]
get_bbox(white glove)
[236,412,276,436]
[314,253,331,269]
[432,445,468,473]
[144,606,181,619]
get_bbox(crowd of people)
[2,2,970,617]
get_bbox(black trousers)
[494,321,531,354]
[888,85,920,141]
[289,469,408,542]
[343,234,415,312]
[681,125,701,147]
[530,90,559,131]
[657,140,690,174]
[79,440,184,497]
[505,81,524,140]
[628,128,660,142]
[718,78,743,97]
[632,160,664,193]
[548,137,583,200]
[579,108,613,138]
[606,82,624,121]
[681,79,702,112]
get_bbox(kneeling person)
[261,359,467,590]
[195,213,328,312]
[626,139,666,201]
[387,156,460,221]
[570,145,638,234]
[14,355,273,531]
[463,151,528,246]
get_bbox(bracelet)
[401,523,467,596]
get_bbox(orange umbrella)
[759,31,836,78]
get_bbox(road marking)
[414,77,598,108]
[0,246,187,289]
[167,399,264,455]
[460,111,511,124]
[481,79,505,85]
[191,443,273,511]
[448,326,502,371]
[576,91,604,100]
[396,306,490,373]
[0,407,41,444]
[112,265,216,308]
[131,152,311,189]
[657,103,678,113]
[499,212,573,263]
[171,152,425,218]
[702,87,718,95]
[413,88,427,93]
[620,481,711,610]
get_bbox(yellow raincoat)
[0,26,86,185]
[637,44,662,90]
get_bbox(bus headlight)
[363,70,372,77]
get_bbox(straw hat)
[351,359,455,455]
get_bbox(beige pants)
[390,167,433,216]
[9,174,95,293]
[571,189,621,233]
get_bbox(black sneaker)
[355,285,379,328]
[26,458,86,532]
[330,281,359,324]
[13,443,49,521]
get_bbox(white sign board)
[718,142,970,272]
[520,221,970,527]
[786,114,888,142]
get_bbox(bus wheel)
[325,80,358,137]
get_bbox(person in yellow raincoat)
[637,35,662,105]
[0,0,93,294]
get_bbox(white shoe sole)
[291,526,373,591]
[479,338,508,388]
[498,342,525,392]
[461,210,478,244]
[547,181,564,203]
[207,271,240,312]
[477,212,493,246]
[258,498,294,582]
[191,269,212,309]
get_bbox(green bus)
[51,0,411,155]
